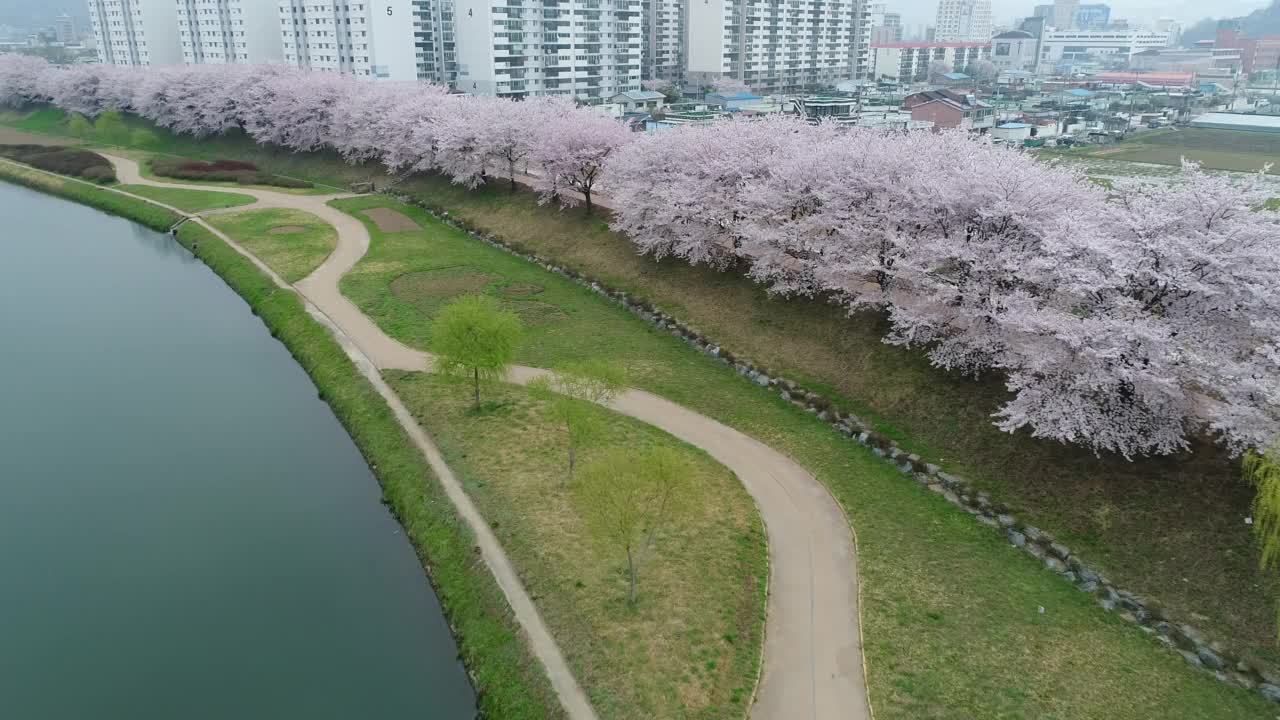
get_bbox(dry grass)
[387,372,767,720]
[362,206,421,232]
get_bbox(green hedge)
[175,222,563,720]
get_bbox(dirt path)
[101,154,872,720]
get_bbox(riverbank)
[0,158,179,231]
[0,169,564,719]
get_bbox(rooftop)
[994,30,1034,39]
[872,41,991,49]
[615,90,665,101]
[1190,112,1280,133]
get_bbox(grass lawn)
[116,183,256,213]
[329,195,1274,718]
[1077,127,1280,174]
[387,372,766,720]
[206,208,336,283]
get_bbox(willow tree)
[528,359,626,479]
[574,446,687,604]
[1246,442,1280,639]
[432,295,521,409]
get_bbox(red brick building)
[901,89,994,132]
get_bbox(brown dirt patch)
[499,282,545,297]
[504,300,567,325]
[390,266,502,315]
[363,207,421,233]
[268,225,307,235]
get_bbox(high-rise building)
[868,4,903,45]
[686,0,871,94]
[1049,0,1077,30]
[176,1,282,65]
[88,0,183,66]
[641,0,683,83]
[452,0,642,104]
[54,13,77,44]
[277,0,420,80]
[411,0,457,84]
[1073,4,1110,30]
[934,0,991,42]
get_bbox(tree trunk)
[626,546,638,604]
[509,159,517,192]
[473,366,480,409]
[583,188,593,215]
[567,432,576,481]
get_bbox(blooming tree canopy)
[2,55,1276,458]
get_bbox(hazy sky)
[887,0,1272,29]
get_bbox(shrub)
[0,144,115,182]
[150,157,311,189]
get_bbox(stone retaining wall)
[385,190,1280,705]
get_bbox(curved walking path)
[103,155,871,720]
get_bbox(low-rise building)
[613,90,665,112]
[902,88,994,131]
[1039,29,1171,69]
[991,30,1039,72]
[991,121,1032,141]
[791,95,859,125]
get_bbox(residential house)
[901,88,994,131]
[612,90,666,112]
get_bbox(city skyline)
[886,0,1269,28]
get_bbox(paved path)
[101,155,872,720]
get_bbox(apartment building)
[872,41,990,83]
[277,0,419,80]
[452,0,642,104]
[686,0,872,95]
[1039,29,1171,67]
[642,0,682,83]
[934,0,991,43]
[412,0,457,85]
[88,0,183,66]
[177,1,282,64]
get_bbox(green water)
[0,184,477,719]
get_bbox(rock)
[926,463,940,475]
[1049,542,1071,560]
[1044,556,1066,573]
[976,514,999,527]
[1077,579,1099,594]
[1259,683,1280,703]
[857,431,871,445]
[779,390,792,401]
[1008,530,1027,548]
[1180,624,1207,648]
[942,491,962,506]
[1098,597,1116,611]
[816,410,830,422]
[927,483,946,494]
[709,346,721,357]
[1062,571,1077,584]
[1025,544,1046,561]
[1023,525,1044,542]
[754,374,771,387]
[1076,567,1099,584]
[1197,647,1228,670]
[997,514,1016,528]
[976,492,991,508]
[1117,611,1136,623]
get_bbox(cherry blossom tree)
[531,104,633,212]
[0,54,53,107]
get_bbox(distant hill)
[0,0,89,31]
[1183,0,1280,46]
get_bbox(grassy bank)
[206,208,337,282]
[329,195,1272,718]
[0,159,179,231]
[117,183,255,213]
[389,372,766,719]
[0,169,564,719]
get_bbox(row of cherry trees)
[2,56,1276,457]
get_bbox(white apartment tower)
[452,0,643,104]
[642,0,683,83]
[277,0,420,80]
[87,0,183,66]
[686,0,871,94]
[177,1,283,64]
[934,0,991,42]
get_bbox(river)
[0,183,477,719]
